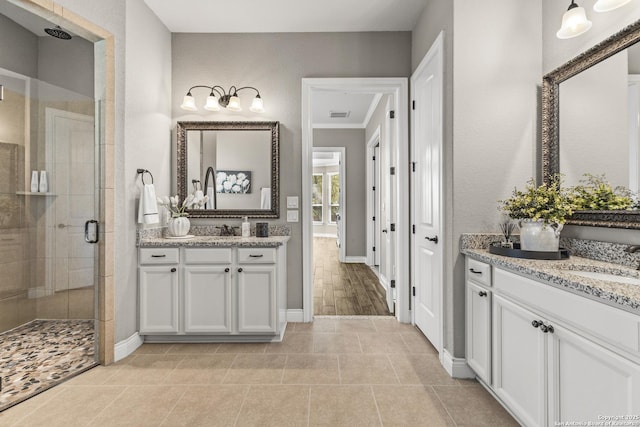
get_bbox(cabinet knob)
[478,291,487,297]
[224,268,230,273]
[237,268,243,273]
[531,320,541,328]
[170,267,177,273]
[540,324,554,334]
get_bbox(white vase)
[39,171,48,193]
[518,219,563,252]
[168,216,190,237]
[30,171,39,193]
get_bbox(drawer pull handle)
[170,268,177,273]
[531,320,542,328]
[237,268,243,273]
[469,268,483,275]
[540,324,554,334]
[249,254,264,258]
[224,268,230,273]
[478,291,487,297]
[151,255,166,258]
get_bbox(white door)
[184,266,232,333]
[373,143,381,267]
[412,33,443,350]
[548,322,640,425]
[493,295,546,427]
[46,109,96,292]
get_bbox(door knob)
[478,291,487,297]
[382,229,388,233]
[425,235,438,244]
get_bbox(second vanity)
[462,237,640,427]
[138,235,289,342]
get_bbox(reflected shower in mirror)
[177,121,279,218]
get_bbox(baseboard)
[379,274,388,291]
[114,332,144,362]
[441,349,476,379]
[344,256,367,263]
[287,309,304,322]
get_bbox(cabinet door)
[139,266,179,334]
[493,294,546,427]
[549,323,640,425]
[237,265,277,334]
[184,266,232,334]
[466,280,491,384]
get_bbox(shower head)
[44,26,72,40]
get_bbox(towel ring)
[136,169,154,185]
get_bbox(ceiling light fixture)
[180,85,264,113]
[593,0,633,12]
[557,0,592,39]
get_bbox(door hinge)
[389,110,395,119]
[372,186,375,191]
[412,100,416,110]
[412,286,416,297]
[412,224,415,234]
[412,162,416,172]
[373,246,376,252]
[390,280,396,288]
[390,166,396,175]
[373,216,375,221]
[373,155,376,161]
[390,223,396,232]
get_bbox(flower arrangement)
[157,194,208,218]
[568,173,635,211]
[499,175,574,225]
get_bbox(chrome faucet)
[625,245,640,270]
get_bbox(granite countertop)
[463,248,640,315]
[139,235,290,248]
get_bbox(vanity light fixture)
[180,85,264,113]
[593,0,633,12]
[557,0,593,39]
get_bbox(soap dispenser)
[242,216,250,238]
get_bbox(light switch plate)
[287,196,299,209]
[287,210,299,222]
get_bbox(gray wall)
[38,36,94,98]
[173,32,412,309]
[0,14,38,77]
[313,128,366,258]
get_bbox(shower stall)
[0,5,101,410]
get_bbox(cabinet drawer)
[238,248,276,264]
[467,258,491,286]
[184,248,233,264]
[139,248,179,264]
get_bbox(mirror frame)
[176,121,280,218]
[542,19,640,229]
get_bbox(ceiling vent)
[329,111,350,119]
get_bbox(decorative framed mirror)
[176,121,280,218]
[542,19,640,229]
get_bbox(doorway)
[302,78,410,323]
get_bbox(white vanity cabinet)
[465,258,492,384]
[138,242,288,341]
[465,257,640,427]
[139,248,180,334]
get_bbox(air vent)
[329,111,350,119]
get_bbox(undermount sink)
[560,270,640,286]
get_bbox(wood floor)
[313,237,391,316]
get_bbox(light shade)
[593,0,632,12]
[557,3,592,39]
[227,95,242,112]
[250,95,264,113]
[204,95,221,111]
[180,94,197,111]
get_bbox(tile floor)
[0,318,519,426]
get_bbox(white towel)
[206,186,215,209]
[260,187,271,209]
[138,184,159,224]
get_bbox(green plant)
[568,173,634,211]
[499,175,573,224]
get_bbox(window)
[328,172,340,224]
[312,173,323,223]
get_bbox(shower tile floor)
[0,319,96,412]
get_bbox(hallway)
[313,237,391,316]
